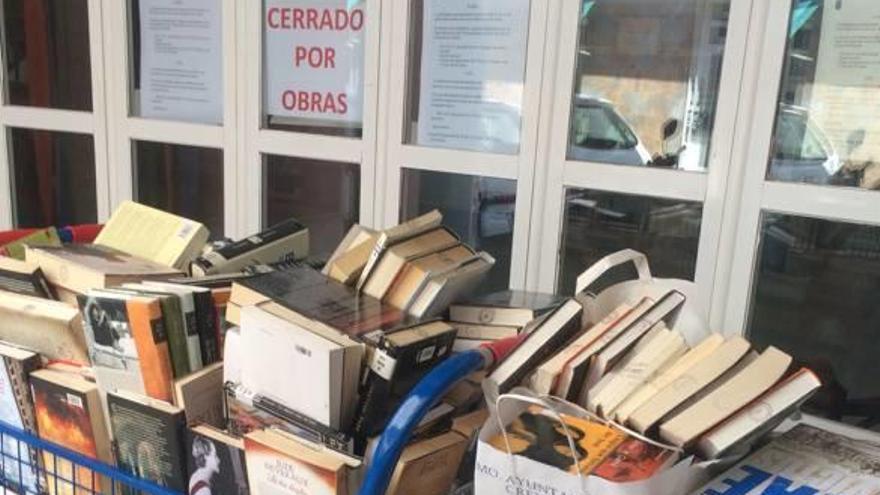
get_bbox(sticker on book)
[177,221,197,240]
[370,350,397,381]
[417,345,437,364]
[66,393,84,409]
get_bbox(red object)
[65,224,103,243]
[482,334,528,368]
[0,229,40,246]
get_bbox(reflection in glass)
[134,141,225,238]
[400,169,515,292]
[263,156,360,260]
[557,189,701,294]
[9,128,97,228]
[404,0,530,154]
[768,1,879,190]
[2,0,92,110]
[749,214,880,422]
[567,0,730,171]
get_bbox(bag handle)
[493,393,589,488]
[576,249,652,295]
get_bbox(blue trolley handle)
[0,420,181,495]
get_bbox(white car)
[567,96,652,166]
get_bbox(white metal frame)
[0,0,111,229]
[379,0,551,291]
[532,0,756,327]
[240,0,382,236]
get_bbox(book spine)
[127,300,174,402]
[164,306,191,378]
[194,293,220,364]
[353,370,393,437]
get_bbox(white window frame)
[240,0,382,237]
[0,0,111,229]
[530,0,756,329]
[378,0,551,291]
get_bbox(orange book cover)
[593,437,677,482]
[244,431,344,495]
[126,298,174,402]
[488,406,627,475]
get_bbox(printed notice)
[139,0,223,124]
[264,1,366,126]
[417,0,530,154]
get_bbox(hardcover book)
[107,390,187,491]
[0,342,43,494]
[692,424,880,494]
[30,369,113,495]
[186,424,250,495]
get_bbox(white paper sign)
[417,0,530,154]
[264,1,366,125]
[139,0,223,124]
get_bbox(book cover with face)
[186,429,249,495]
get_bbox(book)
[528,303,633,396]
[186,424,250,495]
[245,428,362,495]
[173,362,225,429]
[232,265,409,338]
[579,290,686,398]
[406,252,496,318]
[94,200,209,270]
[130,283,203,372]
[239,305,362,431]
[613,333,725,424]
[25,244,182,296]
[78,291,175,402]
[559,298,655,403]
[487,406,627,474]
[323,225,379,285]
[452,323,519,341]
[144,281,221,364]
[0,255,56,299]
[0,227,61,260]
[362,227,459,300]
[659,346,793,447]
[356,210,443,291]
[692,424,880,494]
[450,290,566,327]
[191,218,309,276]
[383,245,475,310]
[0,290,89,363]
[354,320,456,436]
[225,382,355,456]
[0,342,42,494]
[628,336,751,434]
[593,437,678,482]
[586,326,687,417]
[484,299,583,398]
[107,390,187,491]
[385,431,468,495]
[30,369,113,495]
[696,368,822,459]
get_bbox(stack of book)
[447,289,565,352]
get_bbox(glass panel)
[557,189,702,294]
[128,0,224,124]
[1,0,92,111]
[133,141,224,238]
[749,213,880,422]
[262,1,366,137]
[567,0,730,171]
[768,1,880,190]
[400,169,515,292]
[404,0,531,154]
[263,156,360,260]
[8,128,97,227]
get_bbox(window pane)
[133,141,224,238]
[567,0,730,171]
[558,189,702,294]
[8,128,97,227]
[2,0,92,111]
[263,156,360,260]
[768,1,880,191]
[404,0,531,154]
[749,214,880,420]
[129,0,224,124]
[400,169,515,292]
[262,1,366,137]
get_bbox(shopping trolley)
[0,420,178,495]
